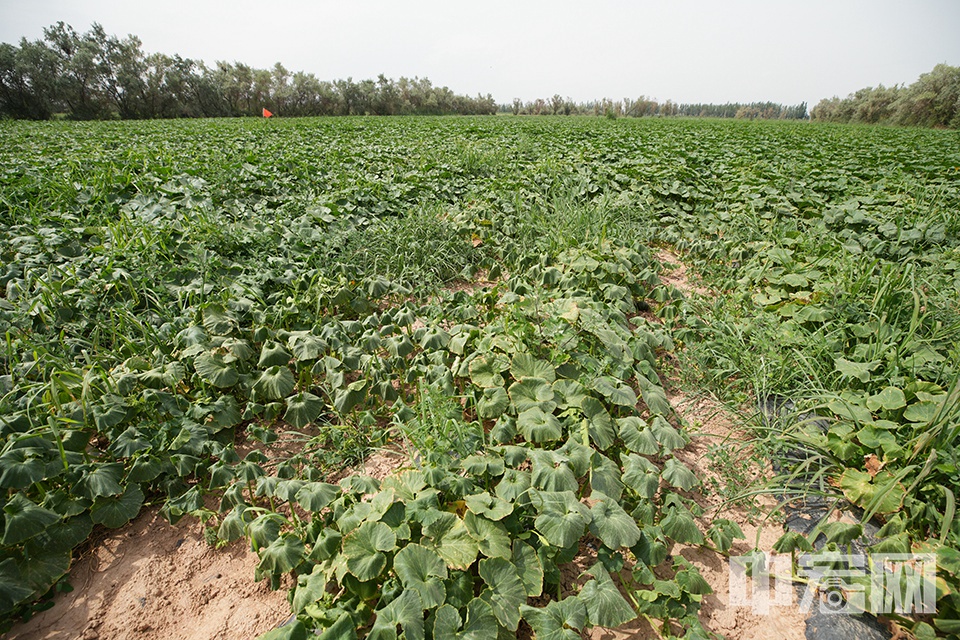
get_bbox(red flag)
[262,108,273,118]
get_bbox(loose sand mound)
[7,508,289,640]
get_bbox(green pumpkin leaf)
[674,556,712,595]
[259,620,308,640]
[530,450,578,492]
[368,588,423,640]
[296,482,340,512]
[662,457,699,491]
[834,357,880,383]
[517,407,563,443]
[509,378,557,413]
[772,530,813,555]
[621,454,660,500]
[253,366,296,401]
[477,387,509,419]
[579,566,636,627]
[316,613,355,640]
[820,521,863,546]
[469,354,508,388]
[0,558,34,613]
[490,414,517,443]
[553,379,588,410]
[581,396,615,450]
[222,338,256,362]
[479,556,526,631]
[934,619,960,635]
[75,463,124,500]
[511,354,556,383]
[636,373,672,417]
[588,492,641,549]
[420,327,451,351]
[432,604,462,639]
[247,513,284,550]
[202,305,236,335]
[866,386,906,412]
[520,597,586,640]
[257,533,306,575]
[593,376,637,407]
[2,493,60,545]
[89,483,144,529]
[708,519,746,553]
[460,455,504,479]
[494,469,531,503]
[194,352,240,388]
[333,380,367,414]
[904,401,939,424]
[128,456,164,483]
[218,505,254,543]
[464,511,512,560]
[27,513,93,554]
[650,416,687,453]
[204,395,242,431]
[287,332,328,361]
[284,392,324,428]
[17,546,70,594]
[292,568,328,614]
[259,340,293,368]
[464,492,514,521]
[558,439,592,477]
[589,452,624,501]
[424,514,479,570]
[617,417,658,455]
[660,506,704,545]
[395,544,448,609]
[532,490,590,549]
[433,598,498,640]
[342,521,397,581]
[838,468,873,504]
[512,541,543,597]
[869,471,906,514]
[0,449,48,490]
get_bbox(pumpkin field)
[1,116,959,639]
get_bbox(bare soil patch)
[673,391,807,640]
[7,508,289,640]
[656,248,711,297]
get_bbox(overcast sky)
[2,0,958,107]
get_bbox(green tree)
[892,63,960,127]
[0,39,58,119]
[43,22,110,119]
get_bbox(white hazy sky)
[1,0,958,107]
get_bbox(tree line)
[501,95,808,120]
[810,64,960,128]
[0,22,497,119]
[5,22,955,127]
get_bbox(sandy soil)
[6,508,289,640]
[674,391,807,640]
[656,248,712,297]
